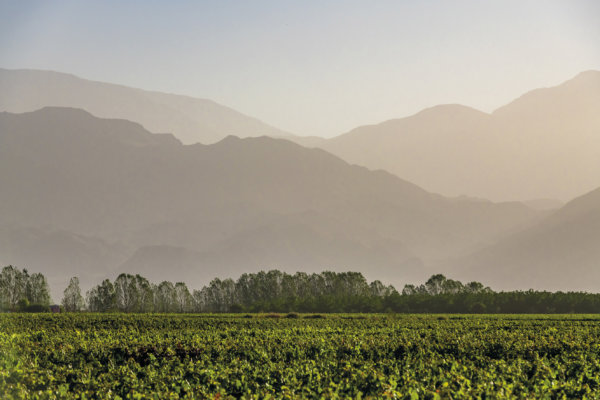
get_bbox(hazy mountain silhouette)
[0,68,291,144]
[522,198,564,211]
[320,71,600,202]
[0,107,540,297]
[450,186,600,292]
[3,68,597,203]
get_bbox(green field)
[2,314,600,399]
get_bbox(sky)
[0,0,599,137]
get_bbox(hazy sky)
[1,0,599,137]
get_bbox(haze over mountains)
[2,68,598,203]
[0,68,291,145]
[0,107,542,298]
[0,68,599,297]
[450,186,600,292]
[321,71,600,202]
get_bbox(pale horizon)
[1,0,599,137]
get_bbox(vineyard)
[2,314,600,399]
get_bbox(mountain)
[451,186,600,292]
[0,68,291,144]
[320,71,600,202]
[0,107,540,298]
[4,68,597,202]
[274,135,327,148]
[522,198,564,211]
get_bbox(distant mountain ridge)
[0,68,292,144]
[449,185,600,292]
[319,71,600,202]
[0,107,540,298]
[3,68,598,202]
[2,68,598,295]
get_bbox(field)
[2,314,600,399]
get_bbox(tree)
[87,279,115,312]
[132,274,153,312]
[441,278,464,294]
[465,281,485,293]
[62,277,84,312]
[425,274,447,295]
[370,280,396,297]
[174,282,192,313]
[27,273,51,305]
[0,266,27,309]
[1,266,51,310]
[155,281,176,312]
[114,273,137,312]
[402,284,427,295]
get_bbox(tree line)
[0,266,51,311]
[3,265,600,313]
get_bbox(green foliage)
[7,265,600,314]
[2,314,600,398]
[62,277,84,312]
[193,270,396,313]
[86,279,116,312]
[20,303,50,313]
[0,266,51,311]
[188,271,600,314]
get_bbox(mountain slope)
[0,68,291,144]
[451,186,600,292]
[322,104,493,198]
[0,108,540,297]
[320,71,600,201]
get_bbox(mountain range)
[2,68,598,202]
[0,68,598,297]
[0,107,541,298]
[449,186,600,292]
[0,68,291,145]
[319,71,600,202]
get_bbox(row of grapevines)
[2,314,600,399]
